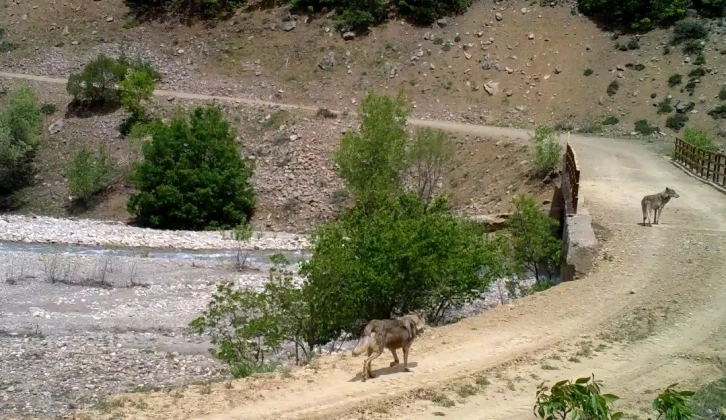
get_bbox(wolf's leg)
[364,349,383,379]
[402,344,411,372]
[389,349,400,367]
[654,207,660,224]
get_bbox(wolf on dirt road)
[351,312,427,382]
[641,187,680,226]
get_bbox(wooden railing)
[673,137,726,188]
[563,142,581,215]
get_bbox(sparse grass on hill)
[665,114,688,131]
[634,119,657,135]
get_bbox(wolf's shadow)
[349,362,419,382]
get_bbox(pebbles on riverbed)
[0,215,309,251]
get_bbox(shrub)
[300,193,507,329]
[651,92,658,99]
[577,0,690,28]
[66,146,114,205]
[583,68,593,76]
[396,0,472,25]
[685,81,697,96]
[664,45,672,54]
[602,116,620,125]
[125,0,245,19]
[334,90,410,206]
[407,127,455,205]
[627,38,640,50]
[607,80,620,96]
[508,195,562,284]
[689,67,706,78]
[127,105,256,230]
[66,55,130,106]
[720,87,726,100]
[652,383,695,420]
[690,376,726,420]
[668,73,683,87]
[683,126,717,150]
[531,125,563,176]
[119,69,156,135]
[634,119,658,135]
[0,86,42,193]
[683,39,704,55]
[666,114,689,131]
[534,375,622,420]
[658,98,674,114]
[694,52,706,65]
[672,19,710,44]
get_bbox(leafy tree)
[334,89,410,208]
[127,105,256,230]
[652,383,694,420]
[0,85,42,193]
[300,193,507,332]
[407,127,455,206]
[119,69,156,135]
[508,194,562,285]
[66,146,115,205]
[533,375,623,420]
[531,125,563,177]
[578,0,691,29]
[125,0,245,19]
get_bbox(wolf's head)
[406,311,427,335]
[664,187,680,198]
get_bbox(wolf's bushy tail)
[351,333,375,356]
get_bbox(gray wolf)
[351,311,426,381]
[641,187,680,225]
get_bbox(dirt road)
[3,71,725,420]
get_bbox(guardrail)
[673,137,726,188]
[563,142,581,215]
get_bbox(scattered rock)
[106,16,114,22]
[484,81,499,96]
[423,31,433,40]
[280,21,296,32]
[528,33,535,40]
[554,65,562,74]
[342,31,355,41]
[675,100,695,113]
[318,52,336,70]
[504,89,514,97]
[437,18,448,27]
[495,12,503,21]
[482,55,492,70]
[48,119,64,135]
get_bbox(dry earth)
[4,122,715,420]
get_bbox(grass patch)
[40,103,57,115]
[683,39,704,55]
[540,363,559,370]
[719,87,726,101]
[230,362,278,378]
[0,41,18,52]
[690,376,726,420]
[430,393,455,407]
[583,68,593,76]
[475,376,491,387]
[567,356,581,363]
[433,412,446,417]
[456,384,479,398]
[695,52,706,65]
[607,80,619,96]
[668,74,683,87]
[672,20,709,45]
[627,38,640,50]
[684,127,717,151]
[602,116,619,125]
[665,114,688,132]
[634,119,657,135]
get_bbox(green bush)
[531,125,562,176]
[689,67,706,78]
[634,119,658,135]
[396,0,472,25]
[668,73,683,87]
[508,194,562,284]
[672,19,710,44]
[534,375,622,420]
[66,146,114,205]
[666,114,689,131]
[602,116,620,125]
[694,52,707,65]
[627,38,640,50]
[584,68,594,76]
[683,39,705,54]
[40,103,57,115]
[0,86,42,193]
[119,68,156,135]
[127,105,256,230]
[577,0,691,28]
[719,87,726,100]
[652,383,695,419]
[607,80,620,96]
[124,0,245,19]
[683,126,717,150]
[67,55,159,108]
[657,98,674,114]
